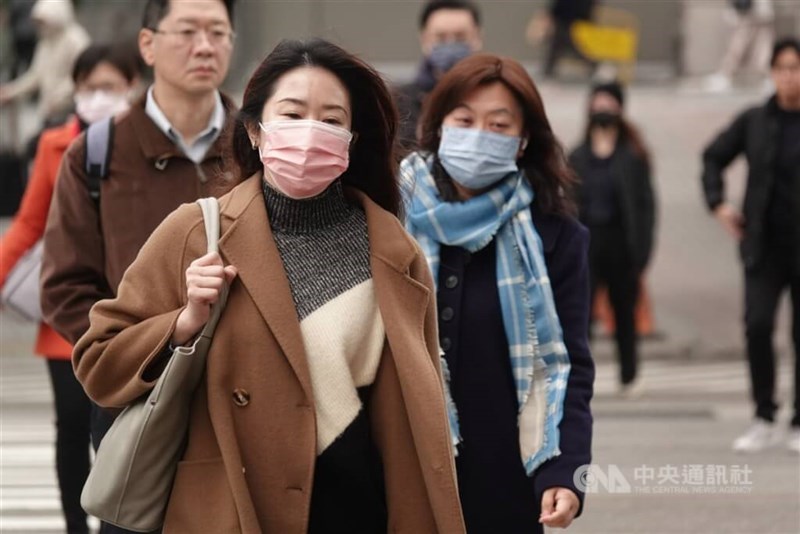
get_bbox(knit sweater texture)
[263,179,387,533]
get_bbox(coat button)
[444,275,459,289]
[440,307,455,322]
[233,389,250,407]
[441,337,452,351]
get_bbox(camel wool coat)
[73,174,466,534]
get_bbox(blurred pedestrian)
[402,53,594,533]
[570,81,656,397]
[8,0,38,79]
[73,38,466,533]
[542,0,596,79]
[40,1,239,531]
[395,0,482,150]
[0,0,90,125]
[0,42,142,534]
[703,0,775,93]
[701,38,800,453]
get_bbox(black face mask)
[589,111,621,129]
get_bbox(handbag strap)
[196,197,229,339]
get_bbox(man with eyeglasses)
[41,3,238,531]
[701,37,800,455]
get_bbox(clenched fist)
[172,252,237,346]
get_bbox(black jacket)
[394,81,426,152]
[701,97,800,270]
[550,0,594,22]
[570,140,656,272]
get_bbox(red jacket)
[0,118,78,358]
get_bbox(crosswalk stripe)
[0,352,791,531]
[593,360,792,394]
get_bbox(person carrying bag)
[80,198,227,532]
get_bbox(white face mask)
[74,90,131,124]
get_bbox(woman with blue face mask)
[401,53,594,534]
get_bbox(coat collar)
[127,92,236,162]
[220,174,418,274]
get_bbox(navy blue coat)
[531,206,595,509]
[436,204,594,533]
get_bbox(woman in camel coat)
[73,39,464,533]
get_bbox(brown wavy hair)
[228,39,401,216]
[418,53,576,215]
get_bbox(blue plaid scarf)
[401,152,571,474]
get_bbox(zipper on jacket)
[195,163,208,184]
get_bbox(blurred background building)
[1,2,799,532]
[1,1,798,94]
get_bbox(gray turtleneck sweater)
[262,180,387,533]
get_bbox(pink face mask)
[259,120,353,199]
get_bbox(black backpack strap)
[84,118,114,205]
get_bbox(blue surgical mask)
[437,126,522,189]
[428,41,473,74]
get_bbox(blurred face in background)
[771,48,800,103]
[76,62,136,96]
[420,8,482,76]
[139,0,234,96]
[74,61,138,123]
[589,92,623,117]
[588,91,623,131]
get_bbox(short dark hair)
[771,37,800,67]
[142,0,236,29]
[419,1,481,30]
[230,38,402,216]
[590,81,625,108]
[72,42,144,84]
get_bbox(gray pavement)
[1,83,799,533]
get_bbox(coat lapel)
[218,174,313,399]
[356,190,453,471]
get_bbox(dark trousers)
[744,242,800,426]
[589,225,639,384]
[45,359,91,534]
[544,19,594,77]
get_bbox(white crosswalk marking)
[0,336,793,532]
[593,358,794,396]
[1,353,68,534]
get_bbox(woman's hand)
[540,486,580,529]
[172,252,237,346]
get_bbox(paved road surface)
[2,82,798,533]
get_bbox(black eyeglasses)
[148,27,235,47]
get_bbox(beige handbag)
[81,198,228,532]
[1,239,43,322]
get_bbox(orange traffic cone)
[593,277,654,336]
